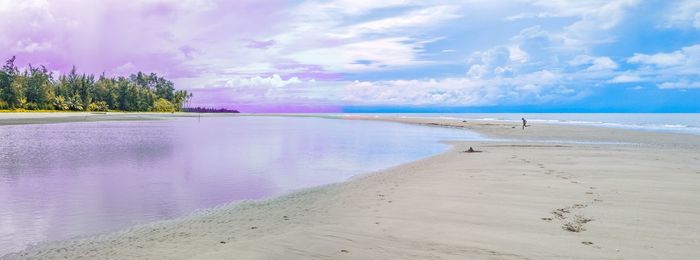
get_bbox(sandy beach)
[0,112,204,126]
[4,114,700,259]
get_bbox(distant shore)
[0,112,229,126]
[4,114,700,259]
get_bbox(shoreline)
[338,114,700,149]
[0,112,211,126]
[4,114,700,259]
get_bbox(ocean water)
[0,116,480,255]
[355,113,700,136]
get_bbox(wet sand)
[4,114,700,259]
[0,112,185,125]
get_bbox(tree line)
[0,56,191,112]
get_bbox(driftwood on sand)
[463,147,482,153]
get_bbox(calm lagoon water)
[0,116,479,255]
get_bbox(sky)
[0,0,699,112]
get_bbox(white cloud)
[13,39,52,53]
[466,45,526,79]
[507,45,529,63]
[224,74,302,88]
[338,5,460,38]
[569,55,618,71]
[0,0,49,12]
[510,0,640,48]
[341,68,570,106]
[658,81,700,89]
[269,0,460,73]
[625,44,700,73]
[619,44,700,90]
[609,73,642,83]
[302,0,423,16]
[627,51,686,67]
[289,37,430,72]
[466,64,488,79]
[588,57,618,71]
[662,0,700,29]
[343,78,495,106]
[112,62,137,75]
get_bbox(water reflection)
[0,116,480,254]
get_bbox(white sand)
[4,115,700,259]
[0,112,209,126]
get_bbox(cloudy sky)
[1,0,699,112]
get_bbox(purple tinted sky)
[1,1,699,112]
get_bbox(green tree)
[1,56,195,112]
[67,94,83,111]
[173,90,192,110]
[87,101,109,111]
[9,74,27,109]
[52,96,69,110]
[25,65,54,109]
[0,57,23,108]
[152,98,176,112]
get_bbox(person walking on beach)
[522,118,527,130]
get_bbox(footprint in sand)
[552,208,570,219]
[550,204,594,233]
[575,214,593,223]
[563,214,594,232]
[563,222,585,232]
[581,241,599,248]
[572,204,587,209]
[582,241,601,249]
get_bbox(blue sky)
[346,1,700,112]
[335,0,700,112]
[1,0,699,112]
